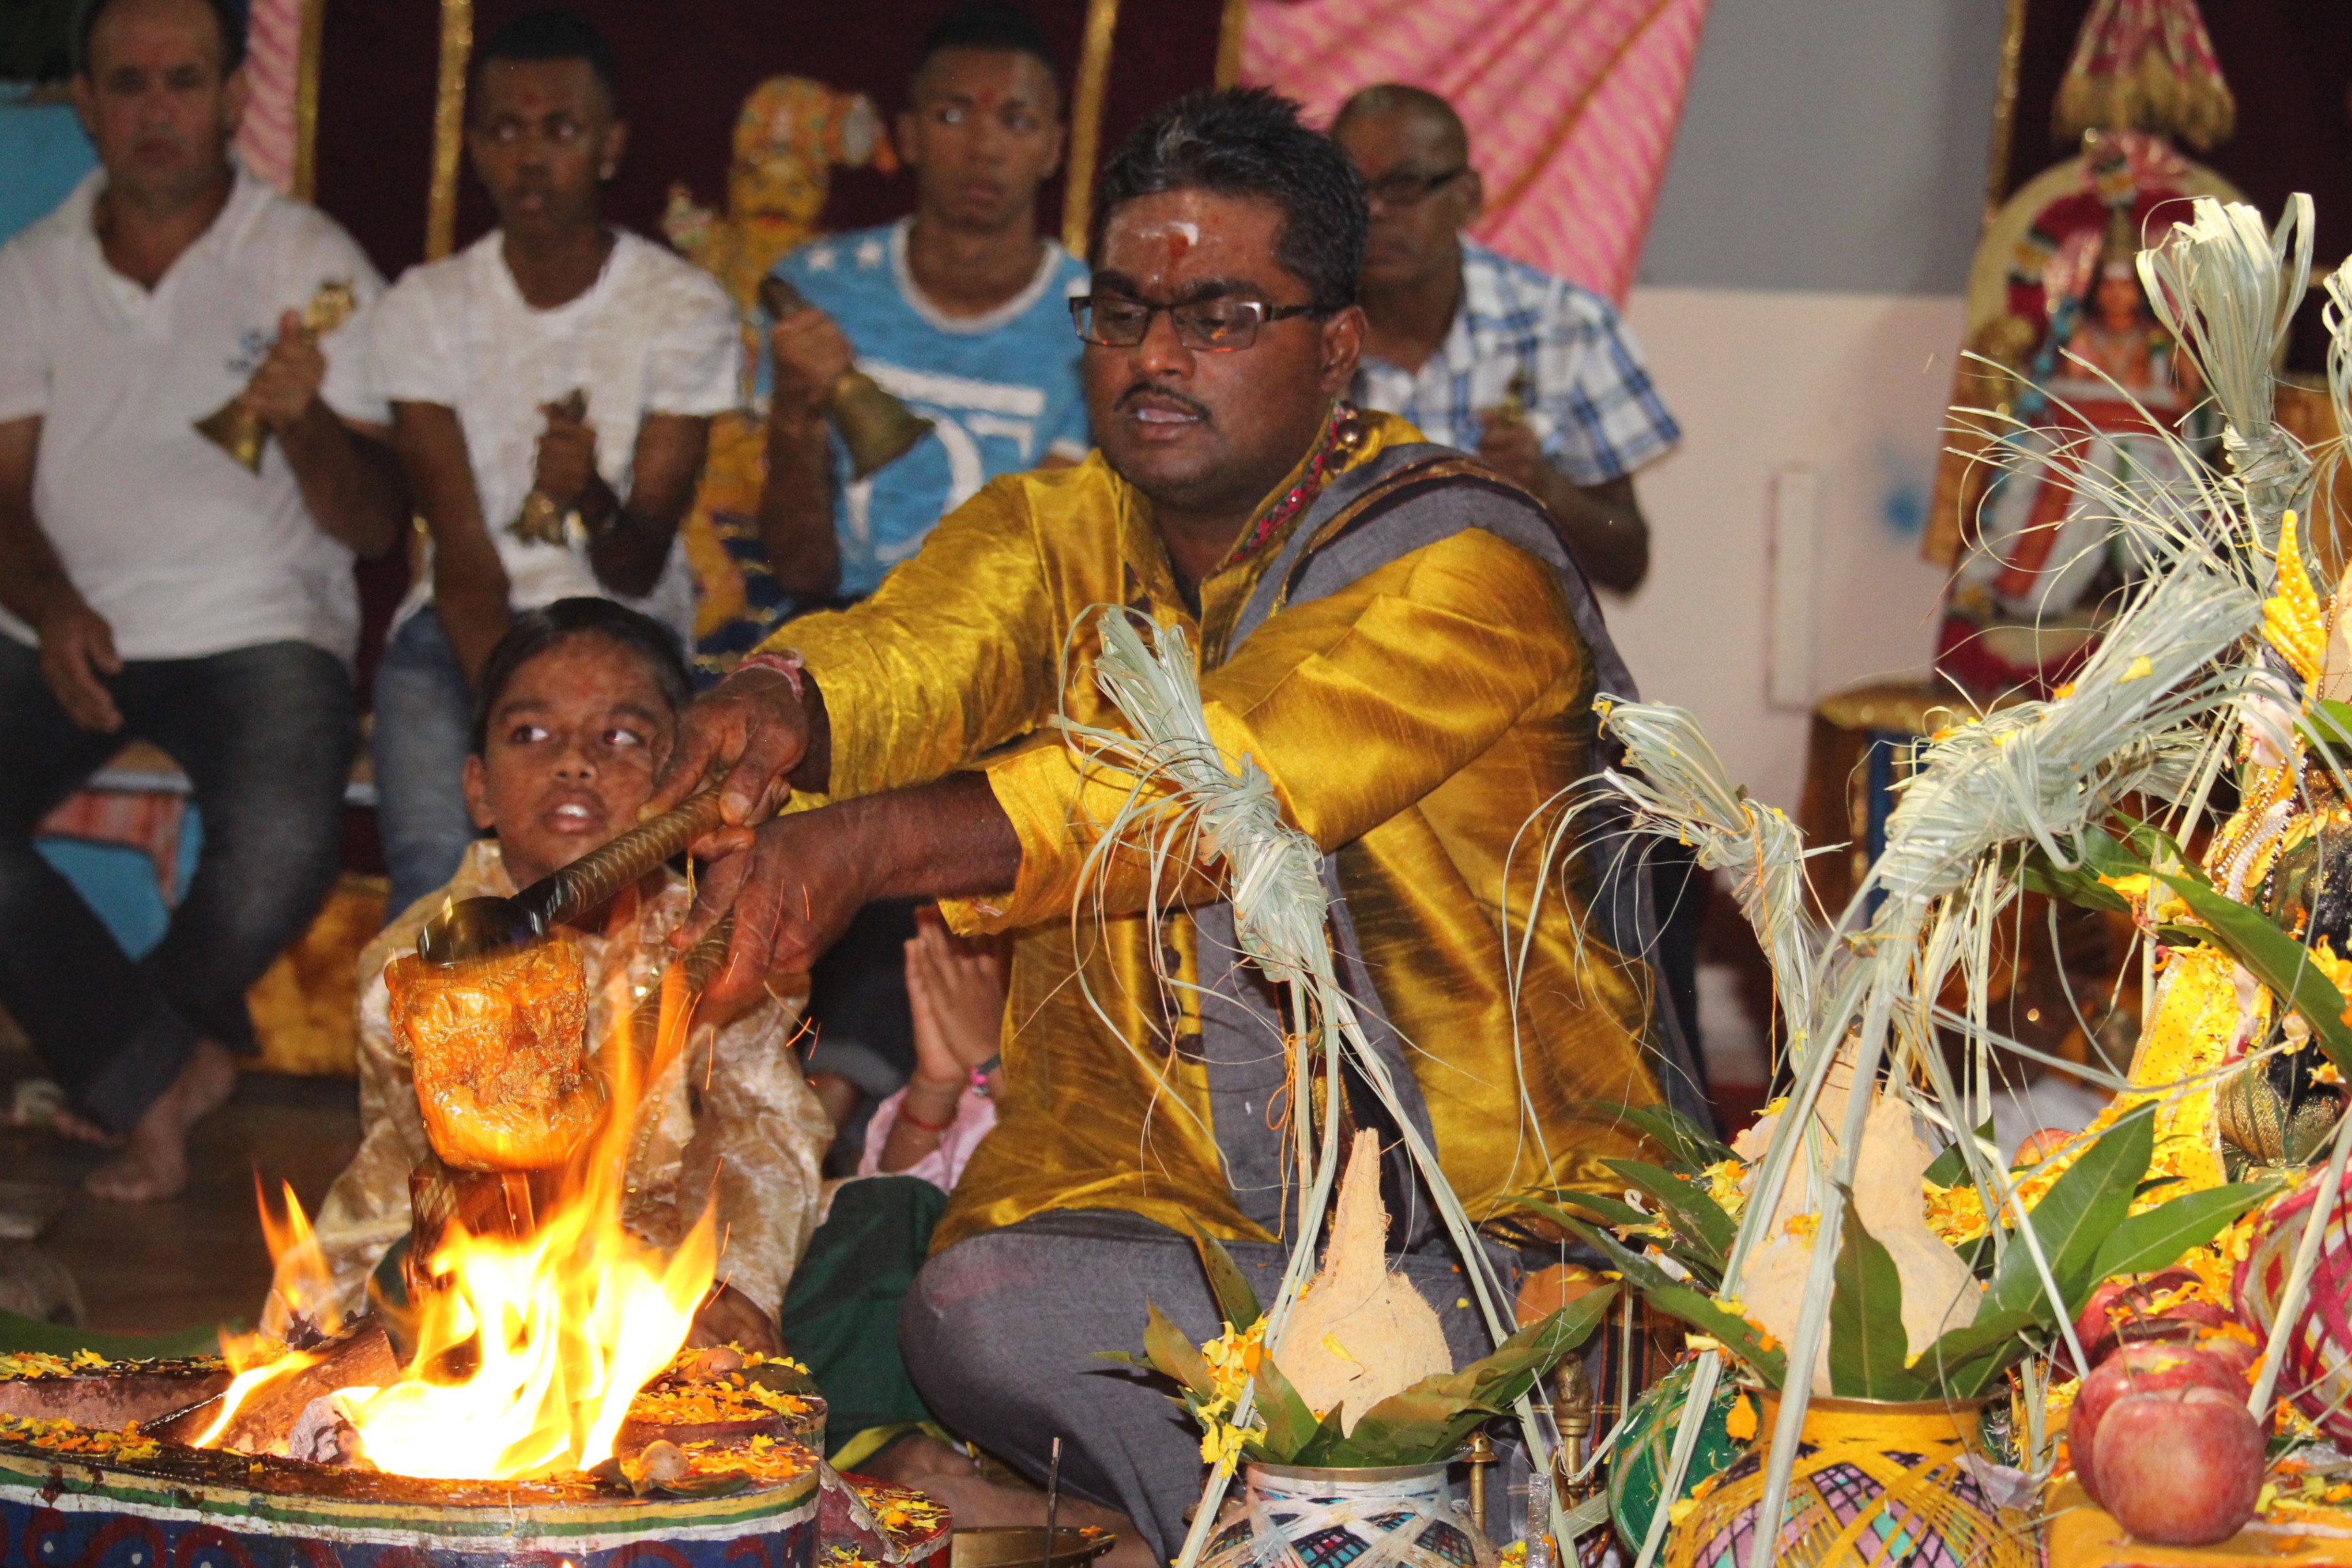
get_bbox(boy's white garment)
[372,229,738,640]
[0,166,386,662]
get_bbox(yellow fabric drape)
[772,411,1663,1252]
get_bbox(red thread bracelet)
[895,1098,958,1135]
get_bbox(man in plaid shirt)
[1333,84,1679,593]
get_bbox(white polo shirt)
[0,165,387,663]
[370,229,738,642]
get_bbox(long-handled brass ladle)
[418,778,731,966]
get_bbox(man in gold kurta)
[648,88,1676,1555]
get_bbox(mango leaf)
[1607,1102,1737,1173]
[2080,827,2352,1071]
[1505,1190,1654,1235]
[1827,1195,1923,1400]
[1318,1388,1499,1469]
[2007,844,2131,915]
[1505,1193,1721,1288]
[1906,1305,2045,1401]
[1245,1349,1322,1463]
[1603,1160,1734,1264]
[1141,1301,1215,1401]
[1287,1403,1354,1469]
[2089,1179,2281,1284]
[1986,1102,2153,1319]
[2298,697,2352,756]
[1177,1216,1264,1331]
[1458,1288,1619,1405]
[1548,1215,1788,1384]
[1646,1284,1791,1388]
[1923,1118,1996,1188]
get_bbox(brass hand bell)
[757,274,932,479]
[195,280,358,472]
[508,389,589,546]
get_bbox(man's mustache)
[1112,382,1213,423]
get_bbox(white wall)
[1607,286,1963,813]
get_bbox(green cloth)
[781,1175,947,1456]
[0,1308,223,1360]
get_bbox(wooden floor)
[3,1045,359,1337]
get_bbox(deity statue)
[660,76,898,674]
[1936,189,2217,696]
[1924,0,2242,700]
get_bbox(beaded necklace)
[1220,402,1367,569]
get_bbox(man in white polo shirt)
[0,0,405,1200]
[370,10,738,920]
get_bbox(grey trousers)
[900,1208,1522,1563]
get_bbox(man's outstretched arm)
[691,772,1019,1006]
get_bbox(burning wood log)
[173,1319,401,1457]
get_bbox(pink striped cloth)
[234,0,305,194]
[1240,0,1711,304]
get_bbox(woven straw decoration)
[1664,1395,2034,1568]
[2234,1182,2352,1443]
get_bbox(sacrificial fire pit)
[0,1342,947,1568]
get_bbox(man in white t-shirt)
[371,9,737,919]
[0,0,406,1200]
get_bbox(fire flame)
[231,941,717,1480]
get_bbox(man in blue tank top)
[757,2,1088,604]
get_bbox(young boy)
[281,598,830,1350]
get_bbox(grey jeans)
[0,635,355,1130]
[901,1208,1522,1563]
[372,606,478,922]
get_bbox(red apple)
[2068,1269,2229,1373]
[2090,1384,2266,1546]
[2070,1341,2242,1507]
[2192,1333,2261,1384]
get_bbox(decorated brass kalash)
[757,274,932,480]
[192,280,358,471]
[0,776,958,1568]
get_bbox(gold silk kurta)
[276,843,833,1329]
[772,410,1663,1252]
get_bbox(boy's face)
[463,636,673,890]
[468,56,623,245]
[900,47,1063,235]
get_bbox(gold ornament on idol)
[193,280,359,472]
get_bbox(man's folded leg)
[900,1208,1516,1563]
[137,640,357,1055]
[64,640,357,1201]
[0,634,203,1137]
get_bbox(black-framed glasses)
[1070,293,1321,353]
[1364,165,1467,209]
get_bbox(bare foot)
[863,1437,1154,1568]
[84,1039,238,1203]
[48,1107,119,1145]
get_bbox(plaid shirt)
[1351,238,1680,487]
